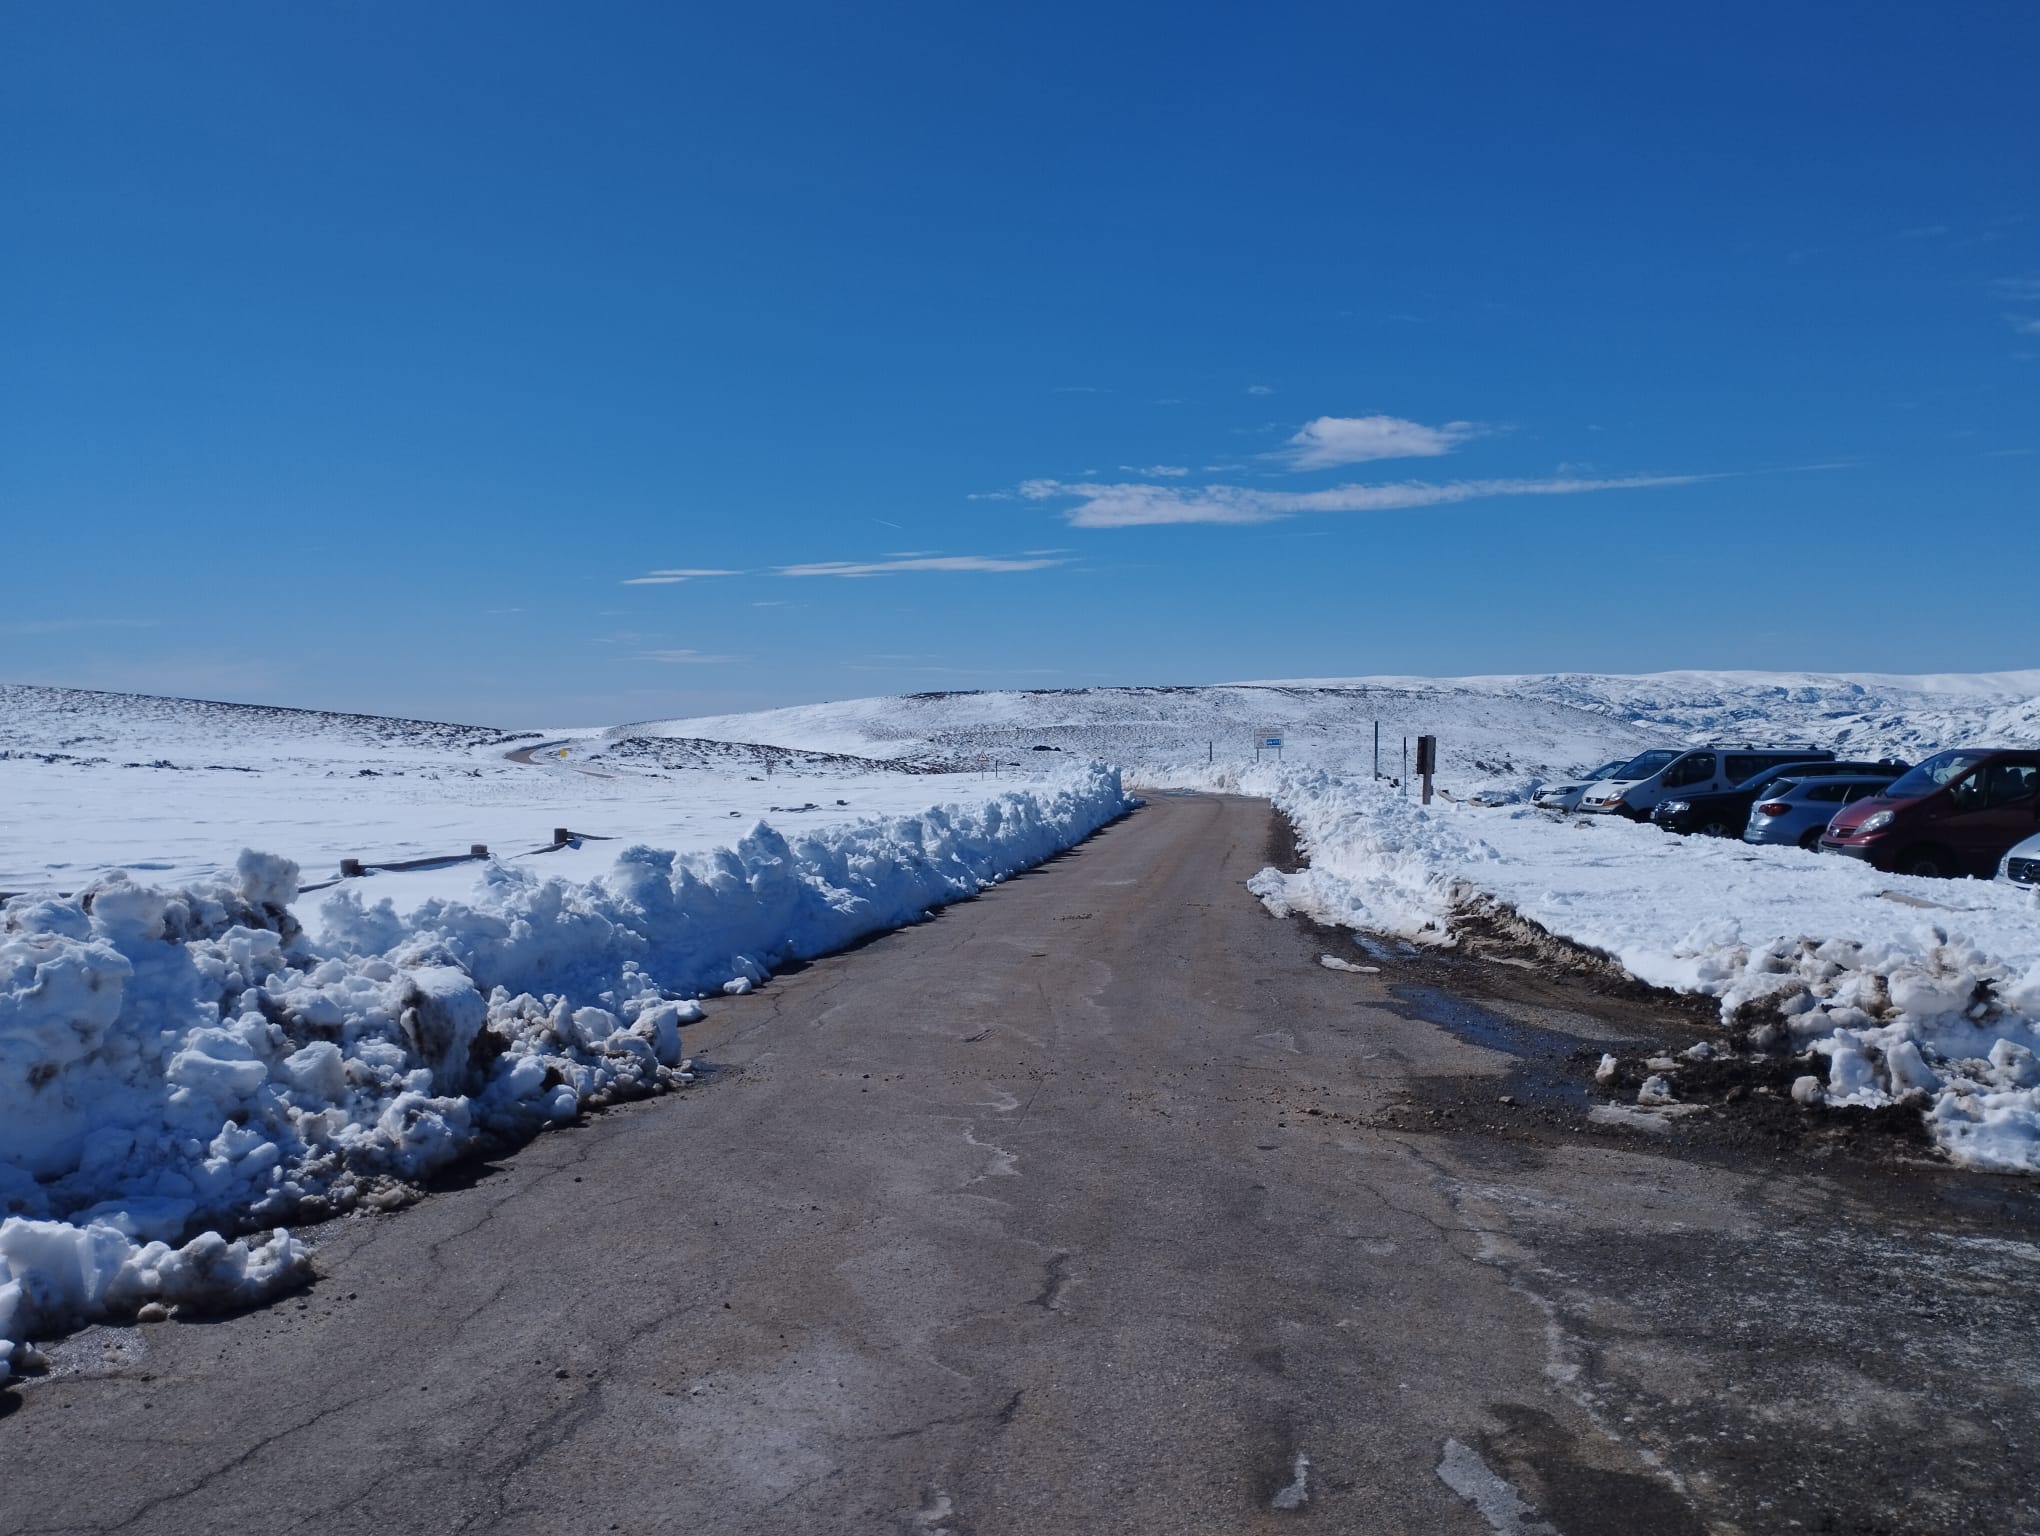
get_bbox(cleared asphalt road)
[5,793,2038,1535]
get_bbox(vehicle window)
[1948,771,1985,812]
[1589,760,1629,780]
[1662,752,1715,788]
[1612,749,1680,780]
[1881,749,1990,800]
[1805,782,1850,802]
[1726,755,1765,783]
[1987,763,2039,806]
[1842,783,1885,802]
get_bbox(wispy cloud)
[620,568,742,586]
[1992,277,2040,302]
[1019,473,1708,528]
[1277,414,1483,469]
[2006,314,2040,336]
[779,554,1066,577]
[1246,384,1275,396]
[1119,464,1189,477]
[630,649,737,664]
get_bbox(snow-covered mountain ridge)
[630,669,2040,783]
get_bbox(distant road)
[4,794,2034,1534]
[503,739,563,764]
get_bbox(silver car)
[1743,773,1901,851]
[2000,830,2040,888]
[1532,759,1632,813]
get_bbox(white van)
[1577,745,1833,820]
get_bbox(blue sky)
[3,3,2036,726]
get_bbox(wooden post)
[552,827,571,845]
[340,858,364,878]
[1416,734,1437,805]
[470,844,489,858]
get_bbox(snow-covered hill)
[1252,670,2040,766]
[622,669,2040,786]
[622,684,1658,784]
[0,683,533,764]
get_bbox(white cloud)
[630,649,737,664]
[1118,464,1190,477]
[1277,414,1482,469]
[1020,473,1708,528]
[1247,384,1275,396]
[779,554,1066,577]
[620,568,742,585]
[2006,314,2040,336]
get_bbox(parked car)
[1743,772,1905,849]
[1578,745,1835,821]
[1652,758,1909,837]
[1998,830,2040,887]
[1821,748,2040,877]
[1532,759,1632,812]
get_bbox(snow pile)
[1194,763,2040,1173]
[1,764,1130,1362]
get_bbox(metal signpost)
[1255,734,1283,763]
[1415,734,1437,805]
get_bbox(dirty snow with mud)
[1165,762,2040,1174]
[1,685,1130,1366]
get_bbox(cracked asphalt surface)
[4,792,2038,1534]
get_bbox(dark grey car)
[1742,773,1903,850]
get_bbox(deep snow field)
[7,668,2040,1366]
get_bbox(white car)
[1999,831,2040,888]
[1532,759,1631,812]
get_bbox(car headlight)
[1855,810,1895,835]
[1658,799,1689,814]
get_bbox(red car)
[1821,748,2040,877]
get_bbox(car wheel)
[1699,818,1733,838]
[1898,846,1954,879]
[1798,829,1823,851]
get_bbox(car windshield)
[1880,750,1991,801]
[1610,749,1679,781]
[1588,759,1629,780]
